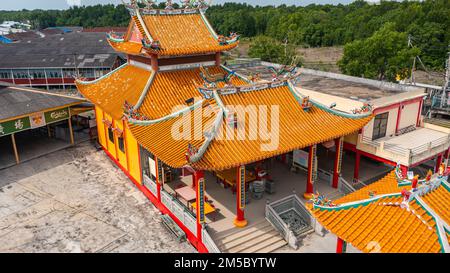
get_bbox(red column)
[400,165,409,177]
[416,99,423,126]
[155,156,161,201]
[234,165,248,228]
[304,145,315,199]
[336,237,347,253]
[151,54,158,71]
[395,104,403,134]
[194,170,204,242]
[332,137,343,189]
[215,52,221,66]
[435,153,443,173]
[353,150,361,182]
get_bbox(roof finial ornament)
[165,0,174,9]
[141,0,157,10]
[121,0,138,15]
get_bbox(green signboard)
[0,107,70,137]
[0,117,31,137]
[44,107,70,124]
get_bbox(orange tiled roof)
[128,83,372,170]
[108,39,143,55]
[75,64,152,120]
[309,171,450,253]
[140,13,238,57]
[138,66,248,119]
[421,185,450,224]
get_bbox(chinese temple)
[309,165,450,253]
[76,0,374,253]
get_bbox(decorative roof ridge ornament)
[165,0,174,9]
[311,192,338,208]
[218,32,241,46]
[106,31,125,43]
[200,65,235,87]
[122,0,138,16]
[141,37,161,51]
[141,0,157,10]
[351,103,373,115]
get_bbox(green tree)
[338,23,420,81]
[248,35,299,65]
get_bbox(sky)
[1,0,362,11]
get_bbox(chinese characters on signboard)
[239,166,246,209]
[197,177,205,224]
[0,107,70,137]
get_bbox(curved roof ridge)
[127,99,205,125]
[133,69,156,110]
[76,63,128,85]
[288,81,373,120]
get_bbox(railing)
[359,134,450,163]
[338,177,356,194]
[202,226,221,253]
[265,194,313,249]
[143,174,197,236]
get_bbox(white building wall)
[398,101,420,130]
[363,107,398,140]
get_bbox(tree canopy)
[338,23,421,81]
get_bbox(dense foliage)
[338,23,421,81]
[248,36,298,65]
[0,0,449,70]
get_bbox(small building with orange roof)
[308,165,450,253]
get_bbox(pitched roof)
[0,83,84,122]
[75,64,152,120]
[107,9,238,57]
[140,13,238,56]
[309,170,450,253]
[0,32,121,69]
[127,78,371,170]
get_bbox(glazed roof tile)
[309,171,450,253]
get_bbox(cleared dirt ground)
[0,142,195,253]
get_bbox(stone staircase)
[215,220,287,253]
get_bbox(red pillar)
[435,153,443,173]
[304,145,316,199]
[336,237,347,253]
[444,148,449,167]
[234,165,248,228]
[193,170,204,242]
[332,137,343,189]
[353,150,361,182]
[395,104,403,134]
[215,52,221,66]
[400,165,409,177]
[151,54,158,71]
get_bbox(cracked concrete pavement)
[0,142,195,253]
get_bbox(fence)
[142,174,221,253]
[265,194,313,249]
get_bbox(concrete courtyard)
[0,142,362,253]
[0,142,194,253]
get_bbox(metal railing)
[202,226,221,253]
[360,134,450,159]
[265,194,313,249]
[338,177,356,194]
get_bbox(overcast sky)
[1,0,360,11]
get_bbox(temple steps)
[216,220,287,253]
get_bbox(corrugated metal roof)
[0,84,84,121]
[0,32,123,69]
